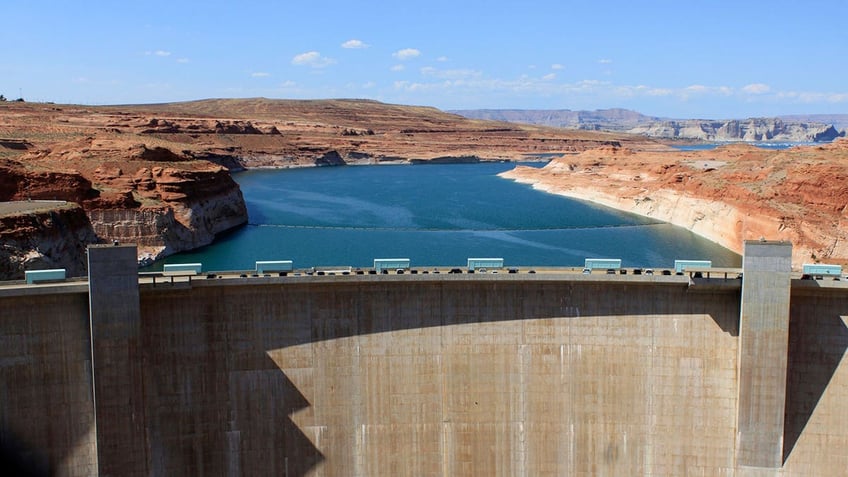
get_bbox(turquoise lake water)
[150,162,741,272]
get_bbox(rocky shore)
[0,201,98,279]
[0,98,654,278]
[500,140,848,268]
[4,98,848,277]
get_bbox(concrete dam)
[1,241,848,476]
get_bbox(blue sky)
[2,1,846,118]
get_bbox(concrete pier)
[87,244,147,476]
[736,241,792,472]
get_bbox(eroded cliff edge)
[0,143,248,274]
[0,99,655,275]
[501,139,848,268]
[0,201,98,279]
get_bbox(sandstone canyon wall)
[1,99,656,277]
[0,152,248,277]
[84,163,249,263]
[501,140,848,268]
[0,201,98,279]
[627,118,844,143]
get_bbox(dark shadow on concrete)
[140,295,324,476]
[784,289,848,463]
[345,279,742,338]
[686,277,742,336]
[0,292,94,476]
[137,277,743,474]
[0,427,50,477]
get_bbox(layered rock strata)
[453,108,846,142]
[501,139,848,268]
[0,147,248,271]
[628,118,844,142]
[0,99,658,272]
[0,201,99,279]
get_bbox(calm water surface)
[151,162,741,271]
[671,142,819,151]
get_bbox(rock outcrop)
[0,201,99,279]
[500,139,848,268]
[628,118,844,142]
[140,118,277,135]
[0,140,248,268]
[0,160,100,204]
[0,99,659,270]
[453,108,846,143]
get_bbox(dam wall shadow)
[0,290,95,476]
[2,273,848,475]
[137,277,742,475]
[783,284,848,471]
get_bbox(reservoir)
[154,162,741,271]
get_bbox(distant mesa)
[451,108,848,143]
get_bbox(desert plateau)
[0,98,646,278]
[1,97,847,278]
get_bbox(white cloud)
[388,72,848,113]
[145,50,189,65]
[279,80,297,88]
[420,67,483,80]
[437,56,449,62]
[390,64,405,72]
[342,39,369,49]
[393,48,421,60]
[598,58,612,64]
[682,84,733,96]
[394,80,425,92]
[828,93,848,103]
[251,72,271,78]
[646,87,673,97]
[576,79,606,88]
[362,81,376,89]
[743,83,771,94]
[778,90,848,104]
[551,64,564,70]
[292,51,336,68]
[390,75,749,106]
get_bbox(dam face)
[2,242,848,476]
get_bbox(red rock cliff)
[501,139,848,268]
[1,99,653,269]
[1,140,248,266]
[87,165,248,263]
